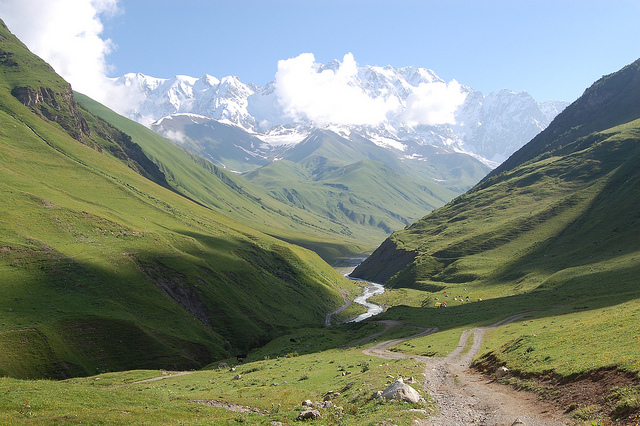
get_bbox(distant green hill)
[150,113,274,173]
[245,130,469,237]
[0,19,356,379]
[144,107,490,247]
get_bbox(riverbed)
[337,259,386,323]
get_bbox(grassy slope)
[351,60,640,392]
[0,20,359,378]
[74,93,369,261]
[245,130,458,239]
[246,158,455,235]
[0,341,431,425]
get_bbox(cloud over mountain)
[272,53,467,127]
[403,80,467,126]
[274,53,396,126]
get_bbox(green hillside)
[0,19,358,379]
[351,58,640,420]
[74,93,370,261]
[245,130,459,237]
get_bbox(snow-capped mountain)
[112,56,568,168]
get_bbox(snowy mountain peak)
[110,54,568,167]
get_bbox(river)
[335,258,386,323]
[346,278,385,322]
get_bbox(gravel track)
[363,313,575,426]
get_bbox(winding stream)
[347,278,385,322]
[335,258,386,323]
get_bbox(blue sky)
[2,0,639,103]
[102,0,640,102]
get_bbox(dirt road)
[364,314,575,426]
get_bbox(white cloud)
[402,80,467,126]
[273,52,466,128]
[274,53,398,126]
[157,128,187,145]
[0,0,130,112]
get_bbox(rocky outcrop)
[351,238,417,285]
[12,85,92,142]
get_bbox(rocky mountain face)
[111,62,567,169]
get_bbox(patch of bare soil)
[189,400,269,415]
[476,354,640,425]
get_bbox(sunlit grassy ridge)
[0,19,360,378]
[0,345,431,425]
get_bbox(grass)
[479,297,640,377]
[0,342,433,425]
[391,327,465,358]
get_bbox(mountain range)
[112,61,568,172]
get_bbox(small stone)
[233,374,242,380]
[321,400,333,408]
[512,418,525,425]
[302,399,314,408]
[297,409,321,420]
[496,366,509,378]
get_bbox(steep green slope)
[351,59,640,406]
[74,93,369,260]
[0,20,355,379]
